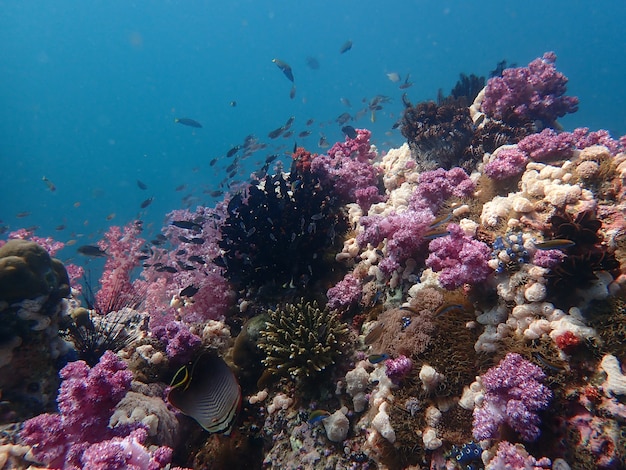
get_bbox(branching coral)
[258,300,349,382]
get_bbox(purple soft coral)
[410,167,475,213]
[472,353,552,442]
[310,128,383,210]
[20,352,175,469]
[326,273,362,311]
[426,224,492,290]
[484,147,529,180]
[152,320,202,364]
[482,52,579,125]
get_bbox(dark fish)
[188,255,206,264]
[341,125,358,139]
[55,224,66,231]
[265,154,279,164]
[534,239,576,250]
[424,229,450,240]
[16,212,31,218]
[189,237,205,245]
[434,304,464,317]
[289,84,296,100]
[298,130,311,138]
[339,40,353,54]
[318,133,329,148]
[429,213,453,229]
[401,92,412,108]
[137,180,148,190]
[208,190,224,198]
[178,262,196,271]
[178,235,191,243]
[140,197,154,209]
[171,220,202,231]
[167,353,241,434]
[268,126,284,139]
[336,112,351,125]
[77,245,107,257]
[209,158,218,167]
[175,184,187,191]
[399,73,413,89]
[305,118,314,126]
[284,116,295,129]
[175,117,203,128]
[226,145,241,158]
[368,353,389,364]
[180,285,199,297]
[176,249,187,256]
[42,176,56,192]
[282,130,293,138]
[272,58,294,82]
[305,56,320,70]
[156,265,178,273]
[229,101,237,107]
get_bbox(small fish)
[175,184,187,191]
[55,224,66,231]
[289,84,296,100]
[137,180,148,190]
[306,56,320,70]
[42,176,56,192]
[341,125,358,139]
[401,92,411,108]
[434,304,464,317]
[189,237,205,245]
[364,322,385,345]
[368,353,390,364]
[308,409,331,425]
[424,229,450,240]
[226,145,241,158]
[175,117,203,128]
[305,118,314,126]
[386,72,400,83]
[340,97,352,108]
[77,245,107,257]
[429,212,453,229]
[283,116,295,129]
[533,239,576,250]
[178,235,191,243]
[268,126,284,139]
[229,101,237,107]
[339,40,353,54]
[140,197,154,209]
[188,255,206,264]
[171,220,202,231]
[209,158,218,167]
[272,58,294,82]
[336,112,352,125]
[208,190,224,198]
[265,154,279,164]
[282,130,293,138]
[106,213,116,221]
[298,130,311,138]
[156,265,178,273]
[318,133,329,148]
[180,285,200,297]
[399,73,413,89]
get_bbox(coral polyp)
[258,300,349,383]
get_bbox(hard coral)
[258,300,349,383]
[482,51,579,126]
[472,353,552,442]
[0,239,70,304]
[401,100,475,171]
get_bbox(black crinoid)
[401,99,475,172]
[464,118,533,162]
[215,156,349,299]
[60,274,147,366]
[544,210,620,305]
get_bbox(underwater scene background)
[1,1,626,469]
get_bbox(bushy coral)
[152,320,202,365]
[517,128,576,161]
[20,351,174,469]
[426,224,492,290]
[326,273,362,311]
[258,300,349,382]
[482,51,579,125]
[310,128,384,210]
[484,146,529,180]
[472,353,552,442]
[485,441,551,470]
[410,167,475,213]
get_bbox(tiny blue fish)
[368,353,389,364]
[308,409,331,425]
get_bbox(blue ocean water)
[1,0,625,264]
